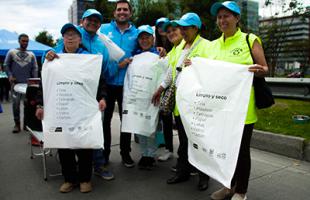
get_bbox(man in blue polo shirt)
[100,0,138,168]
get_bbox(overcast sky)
[0,0,309,41]
[0,0,72,40]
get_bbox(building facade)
[68,0,95,25]
[236,0,259,33]
[259,15,310,75]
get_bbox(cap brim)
[171,19,192,27]
[83,13,103,22]
[61,24,81,36]
[138,31,153,37]
[210,2,223,16]
[163,21,179,32]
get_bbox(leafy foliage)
[93,0,115,23]
[133,0,177,27]
[179,0,222,40]
[35,30,55,47]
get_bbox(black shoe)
[121,153,135,168]
[145,157,155,170]
[170,165,177,172]
[197,174,209,191]
[12,124,21,133]
[138,156,147,169]
[167,173,189,184]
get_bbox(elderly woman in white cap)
[153,20,184,162]
[208,1,269,200]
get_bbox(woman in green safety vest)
[153,12,211,191]
[152,19,183,162]
[208,2,269,200]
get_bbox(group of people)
[4,1,269,199]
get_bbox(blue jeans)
[12,89,24,122]
[93,111,107,169]
[137,134,157,157]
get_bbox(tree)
[132,0,221,40]
[93,0,115,23]
[35,30,55,47]
[133,0,177,26]
[179,0,221,40]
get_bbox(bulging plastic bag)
[97,32,125,62]
[41,54,104,149]
[176,57,253,188]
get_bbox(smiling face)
[166,26,182,46]
[216,8,240,35]
[114,2,132,24]
[82,16,101,34]
[138,32,154,51]
[180,26,198,43]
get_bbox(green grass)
[255,98,310,141]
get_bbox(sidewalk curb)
[251,129,306,160]
[304,143,310,161]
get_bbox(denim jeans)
[11,89,24,122]
[137,134,157,157]
[93,111,107,169]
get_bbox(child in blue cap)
[131,25,159,170]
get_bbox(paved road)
[0,102,309,200]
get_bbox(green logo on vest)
[231,48,243,56]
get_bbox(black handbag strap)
[246,33,255,64]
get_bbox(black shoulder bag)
[246,34,275,109]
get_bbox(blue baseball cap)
[162,20,178,32]
[172,12,202,29]
[210,1,241,16]
[155,17,169,26]
[137,25,154,37]
[82,9,103,22]
[60,23,82,37]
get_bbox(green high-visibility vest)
[207,28,262,124]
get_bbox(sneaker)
[94,166,115,180]
[210,187,234,200]
[80,182,92,193]
[231,193,247,200]
[59,182,74,193]
[121,154,135,168]
[158,150,173,161]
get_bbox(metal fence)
[266,78,310,100]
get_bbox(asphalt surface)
[0,102,309,200]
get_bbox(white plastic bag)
[176,57,253,188]
[41,54,104,149]
[121,52,167,136]
[97,32,125,62]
